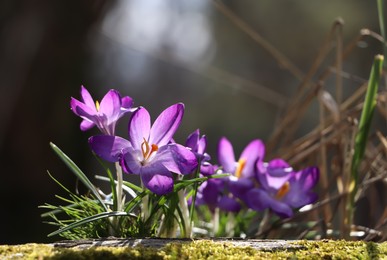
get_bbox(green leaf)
[351,55,384,184]
[50,142,108,211]
[122,180,143,193]
[47,211,136,237]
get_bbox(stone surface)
[52,237,303,250]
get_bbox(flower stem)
[141,181,150,221]
[115,162,124,212]
[189,160,201,230]
[212,208,220,236]
[178,189,192,238]
[257,209,271,236]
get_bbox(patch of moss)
[292,239,387,259]
[1,239,387,260]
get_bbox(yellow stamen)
[235,158,247,179]
[95,100,100,111]
[141,138,150,159]
[275,181,290,200]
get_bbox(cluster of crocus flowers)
[71,86,319,217]
[193,137,319,218]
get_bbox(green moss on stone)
[1,239,387,259]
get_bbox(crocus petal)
[149,103,184,146]
[218,197,241,212]
[256,161,270,190]
[297,167,319,190]
[186,129,199,151]
[197,136,207,156]
[269,199,294,218]
[80,85,95,108]
[265,174,292,190]
[217,137,236,173]
[267,159,293,177]
[201,179,222,209]
[257,160,292,190]
[281,168,319,208]
[80,119,95,131]
[121,96,134,110]
[70,97,96,118]
[169,144,198,174]
[155,144,197,175]
[120,149,142,174]
[239,139,265,178]
[283,190,318,209]
[140,166,174,195]
[99,89,122,123]
[246,188,293,217]
[89,135,131,162]
[200,162,215,176]
[245,188,270,211]
[228,177,254,200]
[128,107,151,150]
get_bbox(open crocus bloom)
[71,86,135,135]
[89,103,198,195]
[246,159,319,218]
[217,137,265,201]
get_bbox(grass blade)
[351,55,384,186]
[50,142,108,211]
[347,54,384,237]
[47,211,136,237]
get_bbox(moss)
[1,239,387,260]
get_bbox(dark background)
[0,0,381,244]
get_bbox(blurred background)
[0,0,382,244]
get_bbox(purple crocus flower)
[194,137,265,212]
[89,103,198,195]
[217,137,265,202]
[70,86,135,135]
[193,175,242,213]
[246,159,319,218]
[185,129,214,176]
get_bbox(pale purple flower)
[89,103,198,195]
[246,159,319,218]
[218,137,265,202]
[71,86,135,135]
[194,137,265,212]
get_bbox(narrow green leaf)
[122,180,143,193]
[346,54,384,238]
[50,142,108,211]
[175,204,186,237]
[123,190,150,213]
[351,55,384,180]
[208,173,230,179]
[47,211,136,237]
